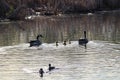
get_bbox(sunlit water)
[0,10,120,80]
[0,41,120,80]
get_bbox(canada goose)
[29,34,43,47]
[78,31,88,45]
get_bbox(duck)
[29,34,43,47]
[56,41,58,47]
[63,40,67,46]
[39,68,44,77]
[78,31,88,45]
[48,64,55,71]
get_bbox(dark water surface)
[0,11,120,46]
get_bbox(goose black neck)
[37,35,40,40]
[84,31,87,39]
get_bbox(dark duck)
[29,34,43,47]
[39,68,44,77]
[48,64,55,71]
[78,31,88,46]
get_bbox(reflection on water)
[0,11,120,80]
[0,11,120,46]
[0,41,120,80]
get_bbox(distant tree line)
[0,0,120,20]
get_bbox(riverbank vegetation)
[0,0,120,20]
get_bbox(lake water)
[0,11,120,46]
[0,41,120,80]
[0,11,120,80]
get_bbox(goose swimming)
[78,31,88,48]
[29,34,43,47]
